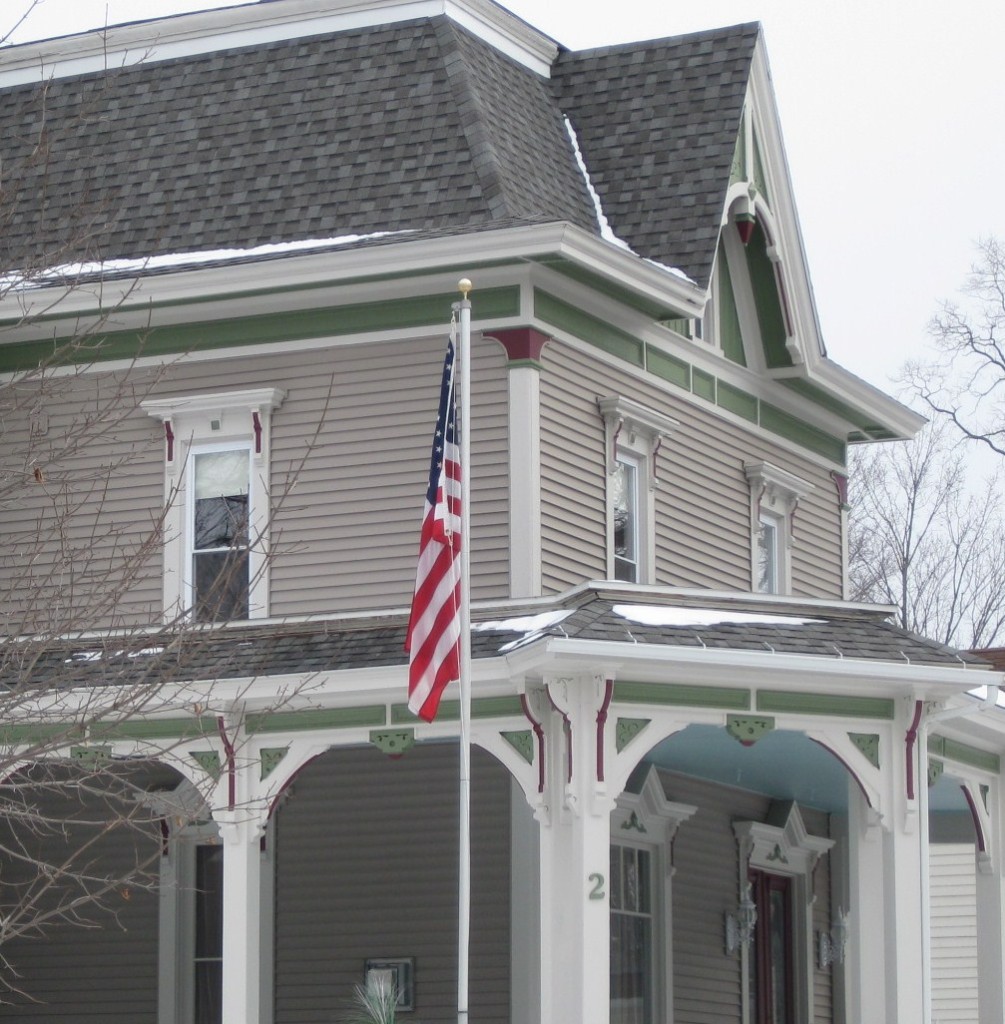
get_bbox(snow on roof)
[613,604,827,627]
[1,230,416,289]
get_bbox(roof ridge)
[561,20,761,58]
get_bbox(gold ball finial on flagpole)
[458,278,473,298]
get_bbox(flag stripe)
[405,338,462,722]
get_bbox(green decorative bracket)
[726,715,775,746]
[981,784,990,813]
[849,733,880,769]
[190,750,222,780]
[260,747,288,780]
[369,729,415,757]
[501,730,534,765]
[928,759,944,787]
[70,745,111,764]
[616,718,651,753]
[766,842,788,864]
[621,811,647,834]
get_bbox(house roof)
[12,589,987,694]
[0,8,755,288]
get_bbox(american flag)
[405,337,462,722]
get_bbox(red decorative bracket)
[905,700,924,801]
[164,419,175,463]
[488,328,551,365]
[961,785,987,853]
[520,694,546,794]
[217,716,237,811]
[596,679,614,782]
[252,410,263,454]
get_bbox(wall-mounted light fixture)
[817,909,849,969]
[724,882,758,955]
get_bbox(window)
[610,844,654,1024]
[142,388,285,621]
[613,455,641,582]
[610,767,697,1024]
[598,396,679,585]
[743,462,813,596]
[192,843,224,1024]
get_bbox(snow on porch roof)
[14,587,988,692]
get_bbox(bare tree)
[848,421,1005,648]
[903,236,1005,458]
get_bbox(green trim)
[645,346,690,390]
[190,750,222,780]
[534,289,644,366]
[928,758,944,787]
[247,705,387,734]
[781,378,891,437]
[504,358,543,371]
[717,247,747,366]
[849,732,881,769]
[614,681,750,711]
[0,723,80,745]
[692,368,716,403]
[730,114,746,185]
[756,691,895,720]
[98,716,219,741]
[0,287,521,372]
[616,717,651,753]
[725,714,775,744]
[928,735,1001,774]
[390,695,524,723]
[745,225,791,369]
[70,744,112,763]
[717,380,758,423]
[533,257,676,320]
[752,132,770,205]
[759,401,847,464]
[260,747,288,780]
[501,730,535,765]
[621,810,647,834]
[369,728,416,757]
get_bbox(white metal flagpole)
[456,278,473,1024]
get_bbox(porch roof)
[10,587,988,691]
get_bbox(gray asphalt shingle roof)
[0,10,756,288]
[10,595,985,693]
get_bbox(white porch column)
[882,812,925,1023]
[536,675,614,1024]
[216,815,264,1024]
[975,781,1005,1024]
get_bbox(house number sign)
[588,873,606,900]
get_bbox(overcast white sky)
[5,0,1005,396]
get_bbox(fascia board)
[0,223,705,332]
[0,0,557,87]
[812,360,927,440]
[506,636,995,702]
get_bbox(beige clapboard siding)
[273,743,510,1024]
[539,340,843,597]
[930,843,979,1023]
[803,805,833,1024]
[0,336,509,627]
[0,365,167,632]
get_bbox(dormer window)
[744,461,813,596]
[598,396,679,584]
[142,388,285,622]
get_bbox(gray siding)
[273,742,510,1024]
[539,340,843,598]
[0,774,161,1021]
[0,335,510,629]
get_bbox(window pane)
[757,518,778,594]
[614,459,638,583]
[194,844,223,1024]
[194,550,249,622]
[611,845,653,1024]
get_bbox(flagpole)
[456,278,473,1024]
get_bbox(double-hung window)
[743,462,813,596]
[598,396,679,585]
[610,843,654,1023]
[142,388,285,621]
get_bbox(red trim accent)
[830,471,849,508]
[487,328,551,363]
[611,419,623,468]
[520,694,546,794]
[164,420,175,463]
[651,435,663,484]
[735,216,756,245]
[252,410,263,454]
[961,785,987,853]
[217,716,237,811]
[906,700,924,801]
[596,679,614,782]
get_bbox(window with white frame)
[743,462,812,596]
[142,388,285,621]
[598,396,679,585]
[610,767,697,1024]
